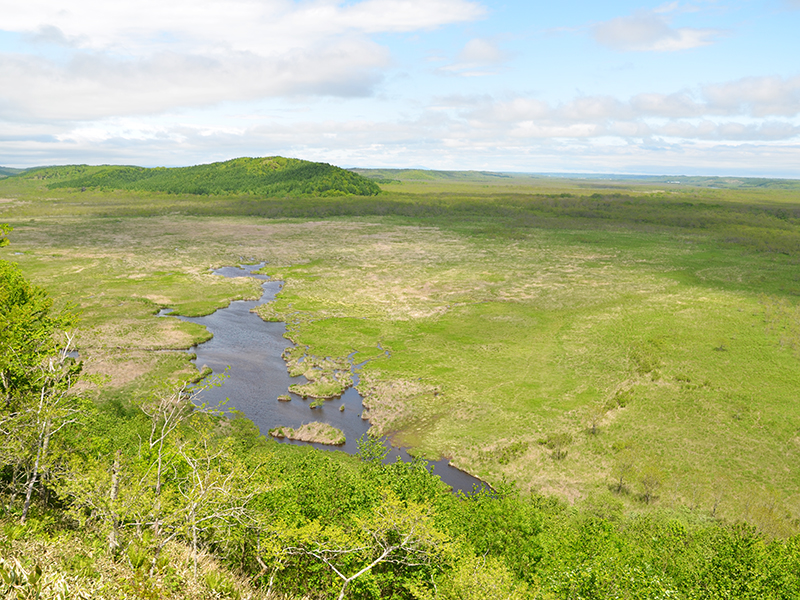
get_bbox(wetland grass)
[269,422,346,445]
[3,171,800,531]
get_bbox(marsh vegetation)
[3,161,800,597]
[269,422,346,445]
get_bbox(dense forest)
[26,157,381,197]
[3,219,800,599]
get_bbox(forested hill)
[24,156,381,196]
[0,166,23,178]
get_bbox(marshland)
[3,159,800,598]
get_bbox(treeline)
[3,228,800,598]
[28,157,381,197]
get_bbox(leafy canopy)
[30,156,381,197]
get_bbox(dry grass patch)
[358,373,441,437]
[269,422,346,445]
[0,520,280,600]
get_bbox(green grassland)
[2,165,800,536]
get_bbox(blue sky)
[1,0,799,176]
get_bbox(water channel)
[163,264,483,493]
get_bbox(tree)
[444,485,542,583]
[56,377,253,571]
[0,258,77,406]
[18,332,83,522]
[174,413,261,578]
[139,382,196,499]
[74,382,198,557]
[0,247,84,522]
[281,489,451,600]
[639,464,665,504]
[356,433,389,463]
[543,432,573,460]
[586,403,606,435]
[438,553,530,600]
[611,448,636,494]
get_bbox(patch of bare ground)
[269,422,346,445]
[135,293,174,304]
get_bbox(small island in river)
[269,422,346,446]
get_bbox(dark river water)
[165,264,483,493]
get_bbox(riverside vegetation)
[2,159,800,597]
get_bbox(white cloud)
[451,75,800,145]
[653,1,680,14]
[703,76,800,117]
[3,70,798,173]
[630,92,706,118]
[0,0,797,179]
[458,38,505,63]
[628,76,800,119]
[4,0,485,53]
[593,9,722,52]
[0,40,389,120]
[2,110,799,177]
[479,97,550,122]
[656,119,800,141]
[0,0,484,120]
[509,121,604,139]
[338,0,486,33]
[437,38,508,76]
[22,25,88,47]
[557,96,630,121]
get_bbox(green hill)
[28,156,381,197]
[0,166,24,178]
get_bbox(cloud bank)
[3,73,798,175]
[0,0,485,120]
[593,8,723,52]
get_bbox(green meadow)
[2,166,800,535]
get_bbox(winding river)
[165,264,483,493]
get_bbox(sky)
[0,0,799,176]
